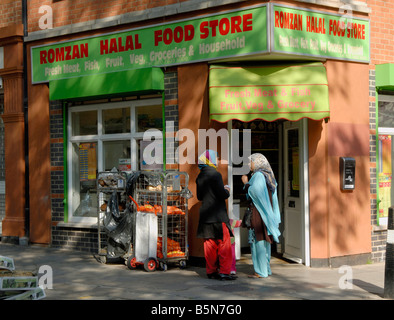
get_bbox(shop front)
[208,62,330,265]
[5,1,371,266]
[376,64,394,228]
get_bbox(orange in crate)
[157,237,185,258]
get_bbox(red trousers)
[204,222,232,275]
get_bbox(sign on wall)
[31,5,268,84]
[30,3,370,84]
[271,4,370,62]
[209,63,330,122]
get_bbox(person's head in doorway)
[243,153,277,192]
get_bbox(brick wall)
[50,70,179,253]
[368,0,394,65]
[0,0,22,29]
[164,69,179,170]
[367,0,394,262]
[27,0,189,33]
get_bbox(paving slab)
[0,242,388,302]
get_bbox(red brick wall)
[27,0,188,33]
[368,0,394,65]
[367,0,394,262]
[0,0,22,28]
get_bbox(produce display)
[157,237,186,259]
[128,171,189,271]
[136,202,185,215]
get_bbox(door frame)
[227,119,311,266]
[282,119,310,266]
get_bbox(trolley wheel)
[159,261,168,271]
[179,260,187,269]
[126,256,138,270]
[99,255,107,264]
[144,257,157,272]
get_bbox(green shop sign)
[30,3,370,84]
[31,5,268,83]
[209,63,330,122]
[272,4,370,62]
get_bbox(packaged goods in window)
[97,172,126,188]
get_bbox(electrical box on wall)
[340,157,356,190]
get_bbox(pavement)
[0,242,391,304]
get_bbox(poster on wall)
[378,135,392,226]
[79,142,97,181]
[118,158,131,171]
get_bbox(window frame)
[67,98,162,223]
[378,94,394,135]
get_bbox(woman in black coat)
[196,150,235,280]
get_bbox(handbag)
[242,206,252,228]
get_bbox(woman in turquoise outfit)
[242,153,281,278]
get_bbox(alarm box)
[340,157,355,190]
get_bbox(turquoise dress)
[246,171,281,277]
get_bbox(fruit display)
[157,237,185,259]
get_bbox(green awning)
[376,63,394,91]
[49,67,164,101]
[209,62,330,122]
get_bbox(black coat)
[196,166,231,239]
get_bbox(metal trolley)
[126,171,190,272]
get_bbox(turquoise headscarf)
[246,154,281,243]
[198,150,218,169]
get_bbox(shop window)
[136,105,162,132]
[378,135,391,226]
[378,94,394,226]
[70,142,97,218]
[103,108,130,134]
[68,99,162,223]
[103,140,131,171]
[378,96,394,129]
[72,110,97,136]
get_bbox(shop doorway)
[229,119,309,265]
[282,120,305,263]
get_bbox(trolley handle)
[128,195,140,211]
[129,195,158,215]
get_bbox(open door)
[283,120,306,264]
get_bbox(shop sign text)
[31,3,370,84]
[209,63,330,122]
[272,4,369,62]
[31,6,268,83]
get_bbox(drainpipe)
[21,0,30,244]
[162,91,166,171]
